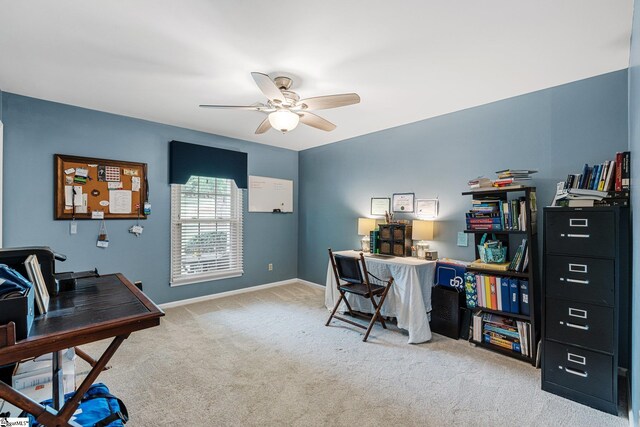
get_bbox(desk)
[0,273,164,427]
[325,251,436,344]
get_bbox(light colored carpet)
[81,283,628,426]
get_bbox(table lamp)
[358,218,377,252]
[412,220,434,258]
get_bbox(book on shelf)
[593,197,629,207]
[464,272,478,308]
[519,280,530,316]
[469,259,510,272]
[483,334,521,352]
[622,151,631,190]
[495,169,538,177]
[555,187,630,207]
[509,279,519,314]
[556,151,630,207]
[468,176,493,189]
[489,276,498,310]
[471,311,532,356]
[465,272,527,315]
[508,238,528,272]
[500,278,510,312]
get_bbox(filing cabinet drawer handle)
[568,263,588,273]
[566,278,589,285]
[562,233,590,238]
[569,218,588,227]
[564,367,588,378]
[565,322,589,331]
[567,353,586,365]
[568,308,588,318]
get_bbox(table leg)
[57,334,128,421]
[0,381,81,427]
[0,334,129,426]
[75,346,111,370]
[52,349,64,410]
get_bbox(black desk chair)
[326,249,394,342]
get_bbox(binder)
[496,277,503,311]
[476,275,484,308]
[500,278,510,313]
[464,272,477,309]
[509,278,519,314]
[519,280,530,316]
[484,275,492,309]
[489,277,497,311]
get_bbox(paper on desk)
[109,190,132,214]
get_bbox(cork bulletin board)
[54,154,148,220]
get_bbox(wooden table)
[325,251,436,343]
[0,273,164,427]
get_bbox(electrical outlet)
[268,263,273,271]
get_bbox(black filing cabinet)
[541,206,630,415]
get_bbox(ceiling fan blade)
[299,93,360,110]
[199,104,262,110]
[298,112,337,132]
[251,72,286,104]
[255,117,272,134]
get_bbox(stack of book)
[472,312,532,356]
[555,151,630,207]
[466,198,503,230]
[493,169,538,188]
[463,272,530,315]
[466,169,537,190]
[467,177,493,190]
[465,196,529,232]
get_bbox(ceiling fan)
[199,72,360,134]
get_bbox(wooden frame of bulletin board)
[54,154,148,220]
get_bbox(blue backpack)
[0,263,32,299]
[24,383,128,427]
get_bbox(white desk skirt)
[325,250,436,344]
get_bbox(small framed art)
[416,198,439,218]
[370,197,391,216]
[392,193,415,213]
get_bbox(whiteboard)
[248,175,293,213]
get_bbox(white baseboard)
[297,278,325,289]
[159,278,299,309]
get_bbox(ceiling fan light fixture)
[268,110,299,132]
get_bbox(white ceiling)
[0,1,633,151]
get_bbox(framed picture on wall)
[370,197,390,216]
[392,193,415,213]
[416,198,439,218]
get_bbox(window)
[171,176,243,285]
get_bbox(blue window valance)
[169,140,248,189]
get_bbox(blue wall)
[1,93,298,304]
[298,70,629,286]
[629,0,640,423]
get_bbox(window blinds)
[170,176,243,285]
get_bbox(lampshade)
[357,218,377,236]
[268,110,300,132]
[412,220,434,240]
